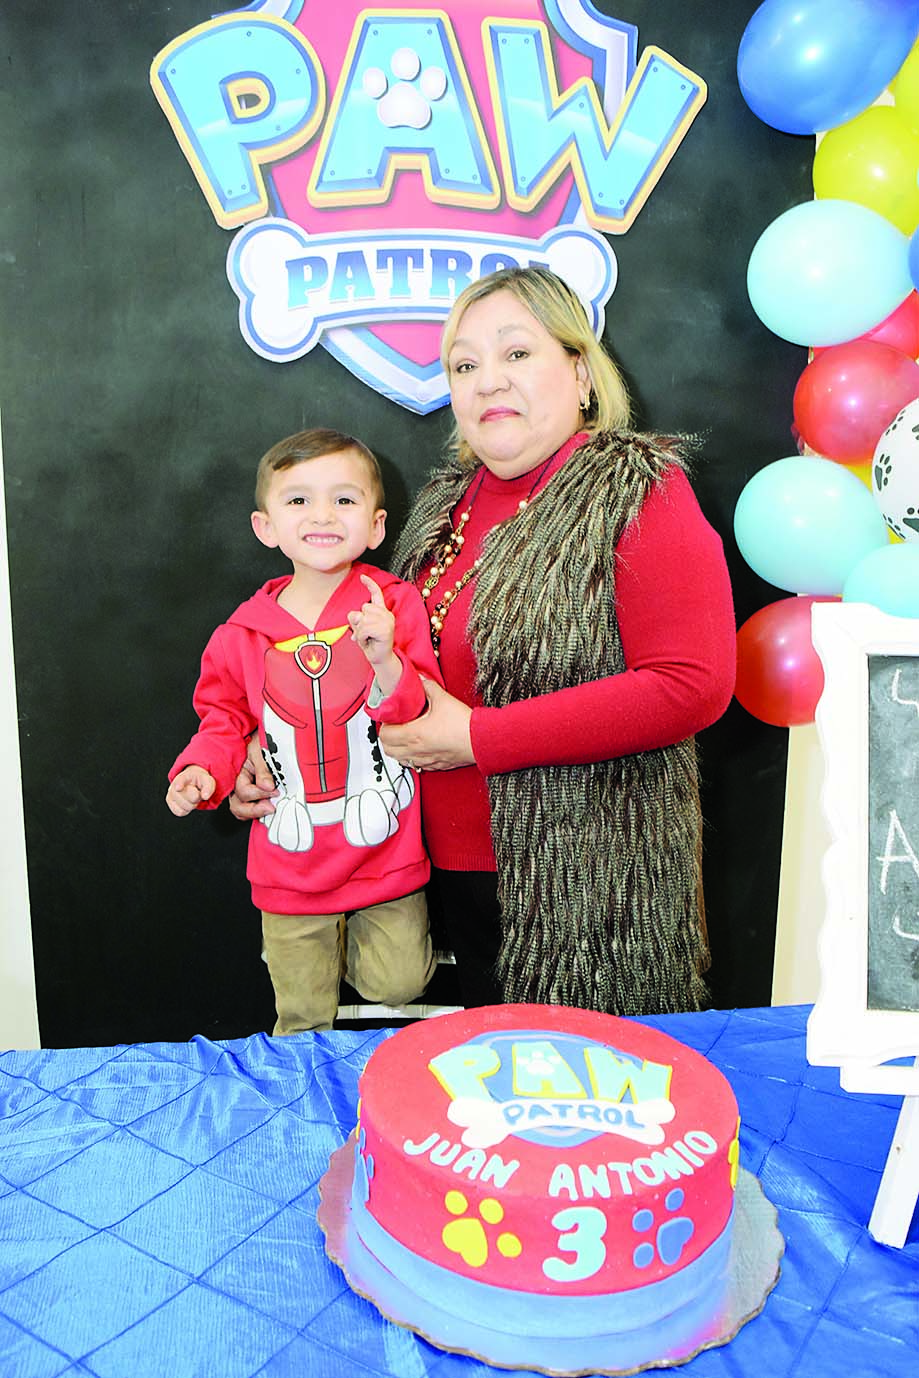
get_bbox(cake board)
[318,1133,784,1376]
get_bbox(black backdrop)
[0,1,811,1046]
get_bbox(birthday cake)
[341,1004,743,1370]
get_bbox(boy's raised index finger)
[359,573,386,605]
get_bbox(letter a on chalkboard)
[869,656,919,1013]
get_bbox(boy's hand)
[348,575,396,667]
[166,766,216,816]
[348,575,403,699]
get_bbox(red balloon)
[812,292,919,358]
[735,596,835,728]
[862,291,919,356]
[793,340,919,463]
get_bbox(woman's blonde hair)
[440,266,632,467]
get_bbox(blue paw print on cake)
[631,1189,694,1269]
[355,1126,375,1204]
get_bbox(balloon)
[734,454,890,594]
[813,105,919,236]
[872,395,919,541]
[737,0,919,136]
[909,224,919,294]
[861,290,919,355]
[843,543,919,616]
[747,200,911,347]
[811,291,919,357]
[793,341,919,464]
[890,36,919,133]
[735,596,833,727]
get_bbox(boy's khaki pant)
[261,889,435,1034]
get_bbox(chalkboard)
[808,604,919,1095]
[868,655,919,1014]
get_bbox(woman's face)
[446,289,590,479]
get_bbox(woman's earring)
[579,392,590,412]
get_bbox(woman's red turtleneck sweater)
[415,433,736,872]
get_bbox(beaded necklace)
[421,454,557,655]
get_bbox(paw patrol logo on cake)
[430,1029,674,1150]
[151,0,707,412]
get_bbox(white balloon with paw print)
[872,397,919,542]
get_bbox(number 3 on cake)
[543,1206,607,1282]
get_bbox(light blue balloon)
[738,0,919,136]
[843,543,919,617]
[734,454,890,594]
[747,199,911,346]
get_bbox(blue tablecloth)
[1,1006,916,1378]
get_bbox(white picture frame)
[806,601,919,1097]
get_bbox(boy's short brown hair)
[254,428,384,512]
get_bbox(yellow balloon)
[848,460,873,491]
[814,105,919,235]
[890,38,919,134]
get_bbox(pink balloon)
[735,596,835,727]
[793,339,919,463]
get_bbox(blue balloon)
[909,225,919,294]
[734,455,890,594]
[843,543,919,616]
[738,0,919,135]
[747,199,911,346]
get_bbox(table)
[1,1007,916,1378]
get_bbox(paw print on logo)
[354,1125,374,1205]
[515,1046,564,1080]
[631,1189,694,1270]
[362,48,448,130]
[442,1191,522,1269]
[903,505,919,535]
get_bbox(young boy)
[166,428,440,1033]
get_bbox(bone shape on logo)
[447,1097,510,1149]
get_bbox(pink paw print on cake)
[441,1190,522,1268]
[631,1189,694,1270]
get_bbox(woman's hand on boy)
[228,739,278,821]
[166,766,217,816]
[379,680,474,771]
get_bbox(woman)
[235,267,736,1015]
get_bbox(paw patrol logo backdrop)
[151,0,706,413]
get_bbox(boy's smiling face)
[251,449,386,577]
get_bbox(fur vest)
[394,430,710,1015]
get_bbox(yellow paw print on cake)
[442,1191,522,1268]
[728,1118,741,1190]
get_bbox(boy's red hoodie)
[169,565,440,914]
